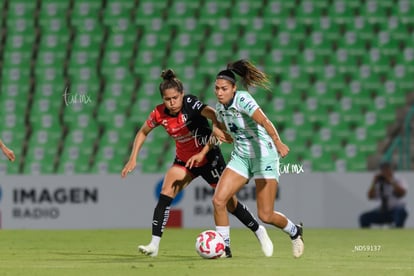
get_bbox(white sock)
[216,226,230,247]
[150,235,161,247]
[283,220,298,238]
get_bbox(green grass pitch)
[0,228,413,276]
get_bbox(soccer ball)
[195,230,226,259]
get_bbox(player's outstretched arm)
[0,139,15,162]
[121,124,153,178]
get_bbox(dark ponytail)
[159,69,184,96]
[226,59,270,91]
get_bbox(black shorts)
[173,146,226,187]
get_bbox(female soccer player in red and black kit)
[121,69,273,258]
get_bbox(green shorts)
[226,152,280,181]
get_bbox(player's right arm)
[121,123,153,178]
[0,139,15,162]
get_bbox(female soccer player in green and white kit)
[187,60,304,258]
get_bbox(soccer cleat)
[138,244,159,257]
[291,223,304,258]
[220,246,232,258]
[255,225,274,257]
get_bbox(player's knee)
[212,195,226,210]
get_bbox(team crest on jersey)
[181,114,188,123]
[161,119,168,126]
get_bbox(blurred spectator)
[359,161,408,228]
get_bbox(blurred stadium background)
[0,0,413,175]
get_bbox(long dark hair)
[216,59,270,91]
[159,69,184,96]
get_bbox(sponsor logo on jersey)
[264,166,273,171]
[244,100,256,112]
[219,110,238,117]
[192,100,203,110]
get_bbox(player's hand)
[1,146,15,162]
[275,141,289,158]
[212,125,233,144]
[185,153,205,169]
[121,159,136,178]
[221,132,233,144]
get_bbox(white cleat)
[138,244,159,257]
[291,223,304,258]
[255,225,274,257]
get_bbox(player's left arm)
[251,108,289,158]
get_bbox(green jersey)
[215,91,278,159]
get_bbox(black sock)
[152,194,173,237]
[230,201,259,232]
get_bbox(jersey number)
[210,169,220,179]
